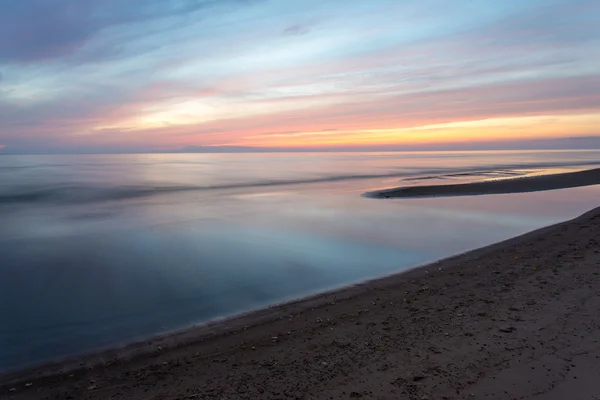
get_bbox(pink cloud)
[3,68,599,151]
[129,74,600,147]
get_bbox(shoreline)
[3,205,591,382]
[365,167,600,198]
[5,205,600,398]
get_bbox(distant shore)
[4,205,600,399]
[366,167,600,198]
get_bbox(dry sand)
[366,167,600,198]
[4,206,600,399]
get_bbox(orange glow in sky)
[1,1,599,153]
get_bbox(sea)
[2,150,600,372]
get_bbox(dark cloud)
[283,24,310,36]
[0,0,252,63]
[0,1,93,63]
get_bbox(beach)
[3,201,600,399]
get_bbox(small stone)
[87,385,97,390]
[499,326,516,333]
[25,383,32,387]
[322,362,328,366]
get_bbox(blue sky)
[0,0,599,153]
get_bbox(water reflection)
[2,151,600,372]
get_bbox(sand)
[4,206,600,399]
[366,167,600,198]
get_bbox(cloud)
[0,0,253,63]
[482,1,600,48]
[283,24,311,36]
[2,70,599,151]
[0,1,92,63]
[0,0,599,153]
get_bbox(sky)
[0,0,599,154]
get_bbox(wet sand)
[4,207,600,399]
[366,167,600,198]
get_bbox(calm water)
[2,150,600,372]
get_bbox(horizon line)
[2,147,600,156]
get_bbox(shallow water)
[2,150,600,372]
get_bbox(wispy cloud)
[0,0,599,153]
[0,0,254,63]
